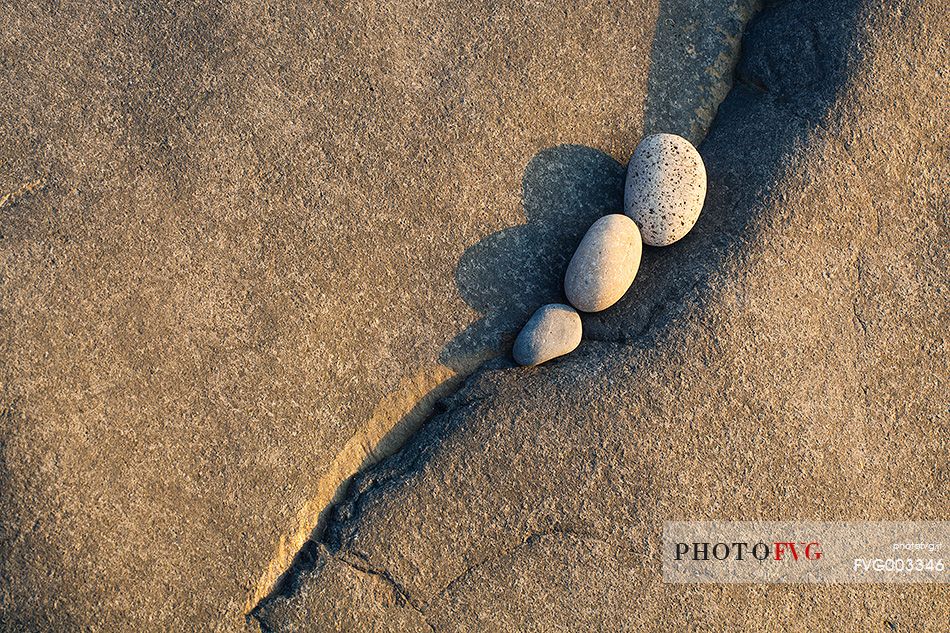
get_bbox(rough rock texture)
[512,304,582,367]
[624,133,706,246]
[255,546,431,633]
[564,214,642,312]
[645,0,761,144]
[0,0,759,630]
[256,0,949,630]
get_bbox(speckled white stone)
[564,214,642,313]
[512,303,582,367]
[623,133,707,246]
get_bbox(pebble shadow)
[439,144,625,368]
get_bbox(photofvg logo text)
[674,540,822,562]
[663,521,948,584]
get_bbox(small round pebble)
[564,214,642,313]
[513,303,582,367]
[623,133,707,246]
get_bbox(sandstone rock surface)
[5,0,938,630]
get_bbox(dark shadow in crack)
[582,0,871,343]
[643,0,762,145]
[438,144,626,370]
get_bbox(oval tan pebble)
[512,303,582,367]
[623,133,707,246]
[564,214,642,313]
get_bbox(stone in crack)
[624,133,706,247]
[564,214,643,312]
[512,303,582,367]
